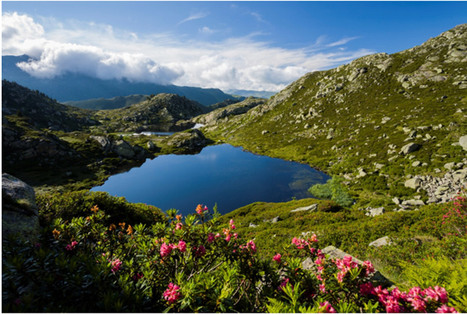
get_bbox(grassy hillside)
[203,24,467,209]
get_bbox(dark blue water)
[91,144,329,215]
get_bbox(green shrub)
[309,176,354,207]
[36,190,166,226]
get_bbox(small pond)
[91,144,329,215]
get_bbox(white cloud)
[199,26,215,34]
[177,12,208,25]
[2,12,374,92]
[327,36,359,47]
[2,12,47,57]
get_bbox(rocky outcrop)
[290,203,318,213]
[90,136,146,160]
[2,173,40,240]
[193,97,265,126]
[401,163,466,206]
[166,129,211,153]
[369,236,392,247]
[302,245,392,287]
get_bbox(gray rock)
[369,236,392,247]
[402,199,425,206]
[444,162,456,171]
[2,173,40,240]
[392,197,401,205]
[113,140,135,159]
[320,246,392,287]
[291,203,318,213]
[147,140,156,150]
[249,223,258,228]
[90,135,112,152]
[400,143,421,155]
[261,130,269,135]
[460,135,467,151]
[405,177,422,189]
[365,207,385,217]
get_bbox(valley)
[2,23,466,313]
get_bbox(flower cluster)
[110,258,122,273]
[65,241,78,251]
[160,240,187,257]
[163,283,181,304]
[196,204,208,215]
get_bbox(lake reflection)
[91,144,329,215]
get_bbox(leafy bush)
[2,203,460,312]
[398,257,467,312]
[36,190,166,226]
[309,176,354,207]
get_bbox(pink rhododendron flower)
[409,296,426,312]
[229,219,236,229]
[319,283,326,293]
[292,237,308,249]
[310,233,318,242]
[65,241,78,251]
[160,243,172,257]
[195,204,208,214]
[247,240,257,253]
[278,278,292,291]
[391,287,408,302]
[177,240,186,252]
[435,305,458,313]
[360,282,375,295]
[175,222,183,230]
[425,286,448,304]
[132,273,143,282]
[225,233,231,242]
[273,253,281,263]
[363,260,375,276]
[163,283,181,304]
[319,301,337,313]
[385,295,404,313]
[193,245,206,257]
[207,233,215,243]
[111,258,122,273]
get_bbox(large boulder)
[112,139,136,159]
[404,177,422,189]
[400,143,421,155]
[167,129,209,152]
[2,173,40,240]
[459,135,467,151]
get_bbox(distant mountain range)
[2,55,236,106]
[226,89,276,99]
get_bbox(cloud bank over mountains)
[2,12,373,92]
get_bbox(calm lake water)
[91,144,329,215]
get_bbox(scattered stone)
[412,161,421,167]
[400,143,421,155]
[291,203,318,213]
[361,207,385,217]
[249,223,258,228]
[392,197,400,205]
[369,236,392,247]
[459,135,467,151]
[405,177,422,189]
[402,199,425,206]
[261,130,269,135]
[444,162,456,170]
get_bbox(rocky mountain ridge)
[202,23,467,210]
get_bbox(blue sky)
[3,1,466,92]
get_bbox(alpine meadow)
[2,2,466,313]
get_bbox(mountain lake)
[91,144,330,215]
